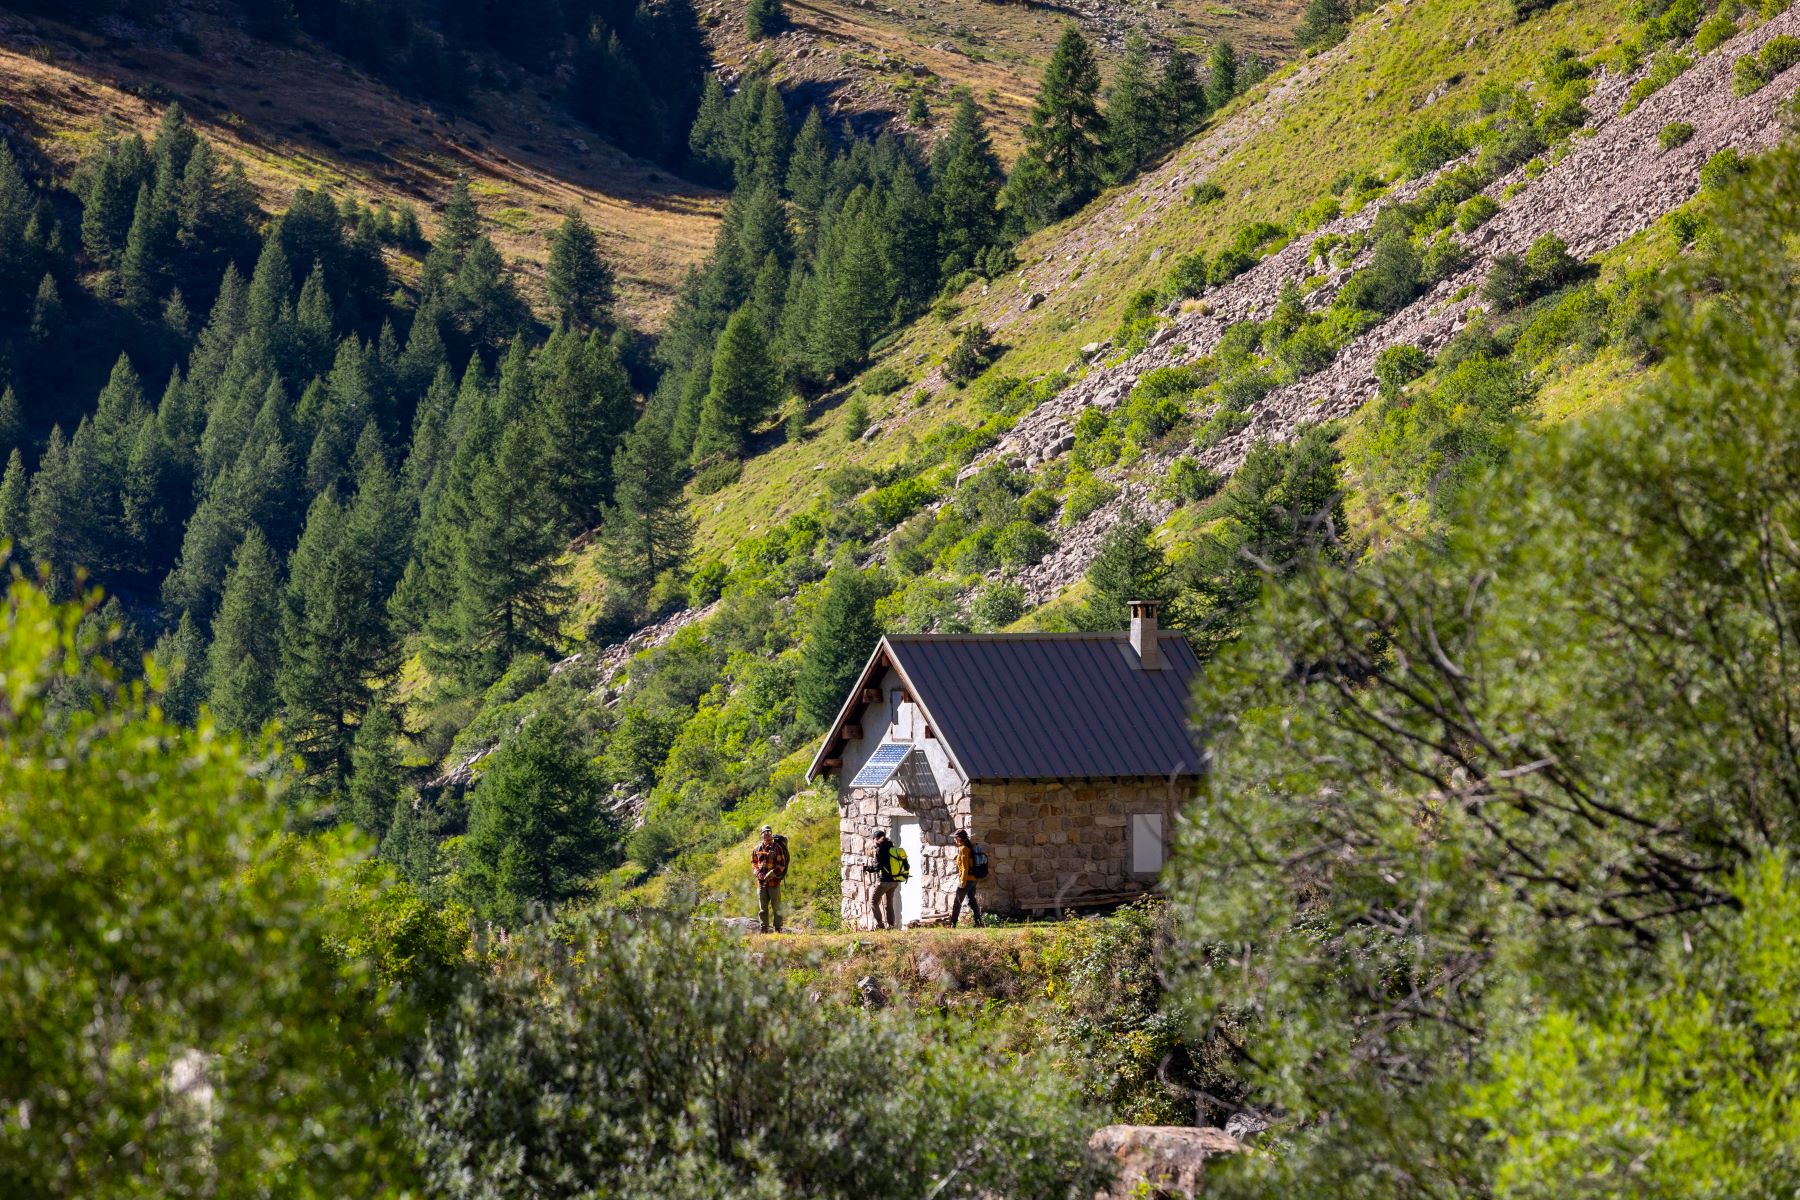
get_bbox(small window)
[1130,813,1166,875]
[890,689,905,732]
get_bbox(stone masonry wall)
[840,776,1190,925]
[839,783,972,927]
[972,779,1187,915]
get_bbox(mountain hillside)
[700,0,1302,155]
[0,4,721,324]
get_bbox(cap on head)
[761,825,773,834]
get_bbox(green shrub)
[1187,179,1226,206]
[1456,194,1501,232]
[1509,0,1562,20]
[1668,206,1706,248]
[1542,45,1592,87]
[1623,50,1693,111]
[1694,8,1738,53]
[861,364,907,395]
[866,476,938,528]
[1701,146,1746,190]
[692,458,742,494]
[407,912,1098,1199]
[1422,235,1474,283]
[943,323,993,383]
[995,519,1055,568]
[970,579,1027,629]
[1060,472,1119,525]
[1482,252,1532,310]
[1375,343,1432,398]
[1158,455,1224,503]
[1208,247,1257,285]
[1337,230,1423,315]
[1164,250,1211,299]
[1297,195,1343,230]
[842,395,870,442]
[1658,120,1696,150]
[687,559,728,606]
[1734,35,1800,96]
[1394,120,1470,179]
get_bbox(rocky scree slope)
[999,6,1800,603]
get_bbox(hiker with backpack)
[951,828,987,927]
[751,825,790,933]
[866,828,909,930]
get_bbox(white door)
[894,817,924,927]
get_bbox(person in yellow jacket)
[951,829,981,927]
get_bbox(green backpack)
[889,847,911,882]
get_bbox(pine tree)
[931,91,1003,273]
[121,411,184,586]
[453,236,526,346]
[448,416,570,687]
[1297,0,1353,49]
[746,0,784,40]
[456,703,614,924]
[599,414,694,594]
[0,142,41,308]
[120,181,170,312]
[347,696,404,842]
[796,552,883,729]
[160,488,248,628]
[0,449,27,557]
[693,304,781,461]
[151,610,207,725]
[545,210,615,330]
[1006,25,1107,230]
[1207,39,1240,112]
[206,526,282,734]
[279,490,398,789]
[0,387,21,456]
[688,74,734,185]
[1081,515,1170,630]
[539,329,635,533]
[787,108,832,245]
[1106,31,1162,179]
[29,274,62,344]
[25,427,82,594]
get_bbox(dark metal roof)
[808,633,1204,782]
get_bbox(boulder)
[1088,1125,1243,1199]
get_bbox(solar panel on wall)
[850,742,910,788]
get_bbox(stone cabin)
[805,602,1202,928]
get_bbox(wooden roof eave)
[804,637,972,784]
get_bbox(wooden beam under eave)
[843,724,862,739]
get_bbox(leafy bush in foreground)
[405,911,1098,1200]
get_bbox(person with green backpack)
[866,828,909,930]
[951,828,987,927]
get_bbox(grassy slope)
[0,6,722,326]
[673,0,1636,561]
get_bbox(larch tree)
[206,526,282,735]
[279,491,398,791]
[1006,24,1107,230]
[1207,38,1240,112]
[692,304,781,461]
[795,553,883,730]
[599,414,694,595]
[545,210,615,331]
[347,696,405,843]
[456,703,615,925]
[1106,32,1163,179]
[1156,47,1209,141]
[930,91,1003,273]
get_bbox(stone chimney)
[1129,600,1161,671]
